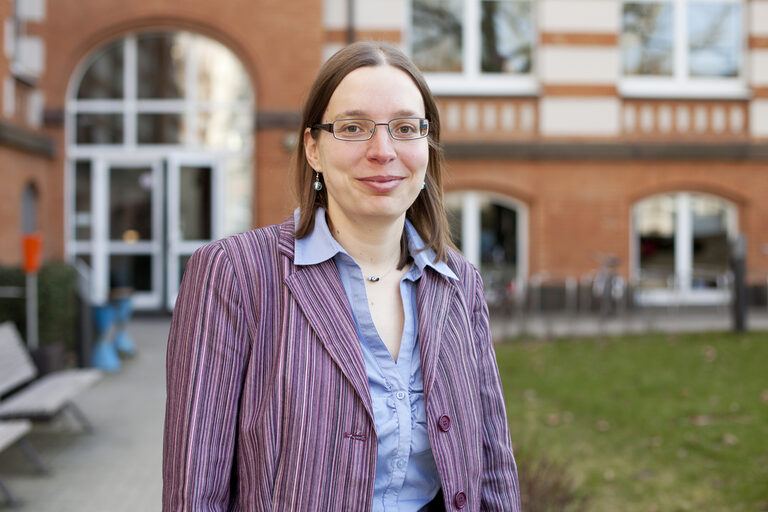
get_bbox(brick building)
[1,0,767,310]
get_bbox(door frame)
[91,157,164,309]
[166,153,222,310]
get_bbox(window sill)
[425,74,539,97]
[619,78,750,100]
[10,62,38,88]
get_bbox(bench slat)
[0,420,31,452]
[0,322,37,396]
[0,370,102,419]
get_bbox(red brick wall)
[0,147,54,265]
[446,159,768,281]
[36,0,324,254]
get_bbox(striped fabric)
[163,218,521,511]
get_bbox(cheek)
[402,144,429,173]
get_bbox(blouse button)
[453,491,467,509]
[395,391,406,400]
[438,415,451,432]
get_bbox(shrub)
[516,449,589,512]
[0,261,78,355]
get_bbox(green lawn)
[495,332,768,512]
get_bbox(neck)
[325,209,405,272]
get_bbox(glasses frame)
[312,117,430,141]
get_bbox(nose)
[366,124,397,163]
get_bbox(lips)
[357,175,405,193]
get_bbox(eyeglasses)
[312,117,429,141]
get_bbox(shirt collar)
[294,207,458,281]
[294,207,346,266]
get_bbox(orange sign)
[22,233,42,274]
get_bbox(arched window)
[67,31,254,309]
[445,191,528,303]
[22,182,39,234]
[633,191,737,305]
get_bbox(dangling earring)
[421,182,426,190]
[313,172,323,191]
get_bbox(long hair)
[293,41,453,263]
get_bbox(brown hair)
[293,41,453,265]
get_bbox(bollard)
[112,296,136,356]
[91,304,121,372]
[731,234,747,332]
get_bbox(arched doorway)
[445,191,528,303]
[632,191,737,306]
[65,31,254,310]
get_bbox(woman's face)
[304,65,429,229]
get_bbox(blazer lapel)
[283,257,374,422]
[417,268,457,400]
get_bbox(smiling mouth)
[358,176,405,192]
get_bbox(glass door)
[166,154,220,310]
[88,158,163,309]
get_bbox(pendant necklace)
[366,266,397,283]
[365,257,401,283]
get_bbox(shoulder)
[189,219,294,276]
[200,219,292,259]
[443,247,485,308]
[444,247,482,288]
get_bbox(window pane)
[481,1,533,74]
[480,199,518,276]
[77,41,123,99]
[221,156,253,235]
[179,165,212,240]
[76,113,123,144]
[179,255,191,284]
[198,39,252,102]
[110,255,152,291]
[137,113,183,144]
[691,194,730,288]
[197,110,251,150]
[137,33,187,99]
[688,2,741,78]
[636,194,676,288]
[412,0,463,72]
[109,166,154,241]
[75,160,92,240]
[622,2,674,76]
[445,194,463,249]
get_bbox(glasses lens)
[333,119,375,140]
[389,118,428,140]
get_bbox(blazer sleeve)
[163,242,251,511]
[470,267,522,511]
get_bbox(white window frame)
[64,31,255,310]
[406,0,539,96]
[619,0,748,99]
[631,191,738,306]
[447,191,529,296]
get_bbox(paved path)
[1,309,766,510]
[0,318,169,511]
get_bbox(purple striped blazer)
[163,218,521,511]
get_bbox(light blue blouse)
[295,208,457,511]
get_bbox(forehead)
[325,65,426,118]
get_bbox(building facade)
[1,0,767,310]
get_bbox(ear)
[304,127,321,173]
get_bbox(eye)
[336,120,368,135]
[391,119,418,135]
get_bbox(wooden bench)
[0,322,102,431]
[0,419,48,507]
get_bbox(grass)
[495,331,768,512]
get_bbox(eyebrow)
[332,109,422,120]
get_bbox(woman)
[163,41,520,511]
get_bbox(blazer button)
[453,491,467,509]
[438,415,451,432]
